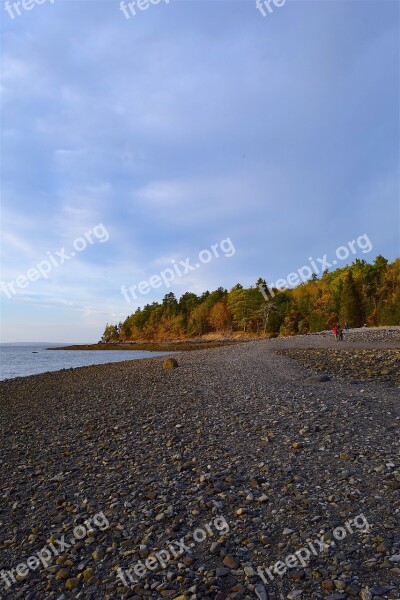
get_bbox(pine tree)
[339,271,363,327]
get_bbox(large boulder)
[162,357,178,369]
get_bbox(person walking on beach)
[338,325,344,341]
[333,324,338,340]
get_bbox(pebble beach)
[0,327,399,600]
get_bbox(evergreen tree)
[339,271,363,326]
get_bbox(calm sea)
[0,344,172,381]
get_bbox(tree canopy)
[102,256,400,342]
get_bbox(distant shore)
[50,325,400,353]
[48,339,247,352]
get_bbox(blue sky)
[1,0,399,342]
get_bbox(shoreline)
[48,339,247,352]
[48,325,400,353]
[0,326,397,384]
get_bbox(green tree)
[339,271,363,326]
[189,303,210,335]
[101,324,119,342]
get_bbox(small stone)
[287,591,302,600]
[389,554,400,562]
[210,541,222,554]
[322,580,334,591]
[83,568,94,581]
[334,580,345,590]
[254,583,268,600]
[257,494,269,503]
[139,544,149,558]
[65,578,80,590]
[369,587,393,596]
[92,547,105,560]
[259,533,271,546]
[346,582,360,595]
[292,442,304,449]
[56,568,70,580]
[288,569,305,581]
[306,375,330,383]
[232,583,245,593]
[223,554,240,569]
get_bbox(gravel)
[0,327,399,600]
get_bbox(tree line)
[102,256,400,342]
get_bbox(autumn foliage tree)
[208,299,230,331]
[102,257,400,342]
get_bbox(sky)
[0,0,399,343]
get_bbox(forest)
[102,256,400,342]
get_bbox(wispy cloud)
[1,0,398,341]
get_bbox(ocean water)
[0,344,172,381]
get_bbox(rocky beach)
[0,327,399,600]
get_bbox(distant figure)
[338,326,344,341]
[333,325,338,340]
[345,322,350,332]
